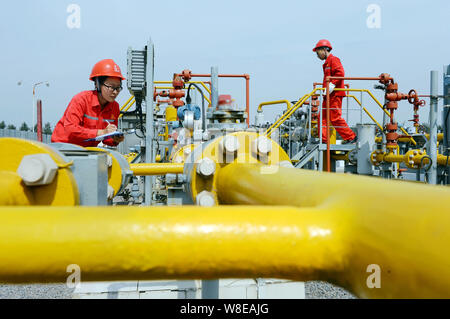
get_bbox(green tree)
[43,122,52,135]
[19,122,30,131]
[7,124,16,130]
[0,121,5,129]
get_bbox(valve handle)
[408,89,417,104]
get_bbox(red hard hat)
[313,39,332,52]
[89,59,125,81]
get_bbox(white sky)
[1,0,449,129]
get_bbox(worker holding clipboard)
[51,59,126,147]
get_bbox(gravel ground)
[305,281,357,299]
[0,281,356,299]
[0,284,74,299]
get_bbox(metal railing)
[0,129,52,143]
[264,87,415,145]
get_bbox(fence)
[0,129,52,144]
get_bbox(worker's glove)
[328,83,335,93]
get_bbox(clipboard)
[84,131,124,142]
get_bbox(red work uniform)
[321,54,356,142]
[51,90,120,147]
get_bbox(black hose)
[186,83,206,132]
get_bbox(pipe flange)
[0,138,79,205]
[184,132,291,204]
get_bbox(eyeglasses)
[102,83,123,93]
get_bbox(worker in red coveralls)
[313,39,357,144]
[51,59,125,147]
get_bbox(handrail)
[334,88,416,146]
[154,81,212,95]
[257,100,293,113]
[346,95,383,131]
[119,81,212,119]
[265,87,416,146]
[265,89,321,137]
[154,86,212,106]
[119,96,134,112]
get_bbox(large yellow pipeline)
[0,171,34,206]
[0,138,79,206]
[214,163,450,298]
[0,205,337,285]
[2,164,450,298]
[130,163,184,175]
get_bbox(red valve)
[172,74,184,89]
[181,69,192,82]
[386,101,398,110]
[379,73,392,85]
[169,89,185,99]
[408,89,417,105]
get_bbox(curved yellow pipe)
[0,138,79,206]
[0,205,340,285]
[1,164,450,298]
[130,163,184,175]
[257,100,293,113]
[0,171,34,206]
[214,163,450,298]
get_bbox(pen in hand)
[104,120,117,134]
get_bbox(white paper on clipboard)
[84,131,124,142]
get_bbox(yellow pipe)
[0,171,34,206]
[375,134,444,144]
[426,133,444,141]
[265,95,310,136]
[372,150,450,168]
[214,163,450,298]
[1,164,450,297]
[0,205,341,284]
[130,163,184,175]
[0,138,80,206]
[257,100,293,113]
[331,153,349,161]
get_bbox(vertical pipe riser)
[443,65,450,184]
[428,71,439,184]
[145,39,155,205]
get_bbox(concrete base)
[72,279,305,299]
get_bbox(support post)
[36,99,42,142]
[428,70,438,184]
[145,39,155,205]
